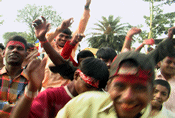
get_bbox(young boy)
[149,79,175,117]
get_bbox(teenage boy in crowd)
[148,79,175,117]
[0,36,29,117]
[156,56,175,113]
[42,0,92,89]
[96,47,117,69]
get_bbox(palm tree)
[87,15,130,52]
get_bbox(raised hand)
[58,18,74,31]
[33,16,50,41]
[142,38,155,45]
[126,27,141,38]
[71,33,85,45]
[24,58,47,92]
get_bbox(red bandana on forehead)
[7,41,25,49]
[77,69,99,88]
[113,68,152,86]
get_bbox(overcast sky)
[0,0,174,50]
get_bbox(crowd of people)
[0,0,174,118]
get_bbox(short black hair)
[79,57,109,89]
[96,47,117,61]
[0,43,5,50]
[77,50,94,63]
[6,36,27,51]
[154,79,171,96]
[62,28,72,37]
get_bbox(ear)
[73,70,79,80]
[157,61,162,68]
[106,79,112,91]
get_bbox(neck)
[67,81,78,97]
[5,64,22,78]
[150,105,162,117]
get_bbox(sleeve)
[61,41,78,67]
[28,89,55,118]
[147,38,175,64]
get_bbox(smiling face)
[151,84,169,109]
[55,33,71,48]
[108,63,153,118]
[160,57,175,76]
[5,41,27,66]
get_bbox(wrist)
[24,85,38,100]
[56,26,63,33]
[70,40,78,46]
[125,36,133,40]
[40,39,48,47]
[85,5,89,10]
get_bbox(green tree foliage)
[87,15,130,52]
[3,32,29,45]
[143,0,175,39]
[16,4,62,43]
[0,15,3,25]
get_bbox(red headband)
[77,69,99,88]
[7,41,25,49]
[113,68,152,85]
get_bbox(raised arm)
[135,38,155,52]
[61,33,85,66]
[33,16,73,66]
[10,58,47,118]
[121,27,141,52]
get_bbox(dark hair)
[27,43,35,50]
[77,50,94,63]
[96,47,117,61]
[0,43,5,50]
[154,79,171,96]
[6,36,27,51]
[62,28,72,37]
[79,57,109,89]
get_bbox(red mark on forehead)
[77,69,99,88]
[7,41,25,49]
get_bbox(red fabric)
[77,69,99,88]
[6,41,25,49]
[61,41,78,67]
[28,86,72,118]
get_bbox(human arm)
[147,26,175,64]
[135,38,155,52]
[121,27,141,52]
[61,34,85,66]
[10,58,47,118]
[33,16,73,66]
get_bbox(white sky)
[0,0,174,51]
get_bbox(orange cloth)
[42,9,90,88]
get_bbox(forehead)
[154,85,169,92]
[163,57,175,63]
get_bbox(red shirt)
[28,86,73,118]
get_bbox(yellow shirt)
[56,91,151,118]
